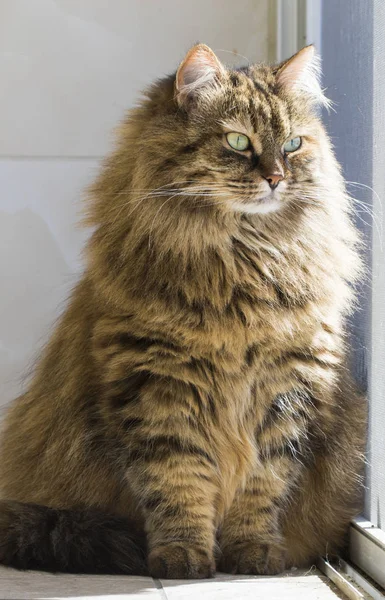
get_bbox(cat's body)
[0,45,366,578]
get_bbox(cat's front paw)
[219,541,286,575]
[148,543,215,579]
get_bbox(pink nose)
[264,173,284,190]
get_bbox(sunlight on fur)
[0,43,366,580]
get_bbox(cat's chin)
[231,194,282,215]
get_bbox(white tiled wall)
[0,159,96,407]
[0,0,269,408]
[0,0,269,157]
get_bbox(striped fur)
[0,45,366,578]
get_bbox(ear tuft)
[276,45,331,110]
[175,44,226,106]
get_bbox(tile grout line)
[153,577,169,600]
[0,155,104,161]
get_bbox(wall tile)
[0,158,97,408]
[0,0,269,157]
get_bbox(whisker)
[115,179,198,197]
[111,182,230,223]
[346,180,383,211]
[110,179,202,223]
[347,194,382,222]
[346,194,383,251]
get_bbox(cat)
[0,44,367,579]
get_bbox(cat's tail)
[0,500,148,574]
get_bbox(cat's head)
[86,45,359,303]
[89,44,338,236]
[125,43,333,220]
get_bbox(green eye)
[226,132,250,151]
[283,136,302,153]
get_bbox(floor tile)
[159,570,345,599]
[0,566,162,600]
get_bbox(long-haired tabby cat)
[0,44,366,579]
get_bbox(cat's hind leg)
[283,381,367,566]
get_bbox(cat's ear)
[275,45,330,109]
[175,44,226,107]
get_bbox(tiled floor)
[0,566,347,599]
